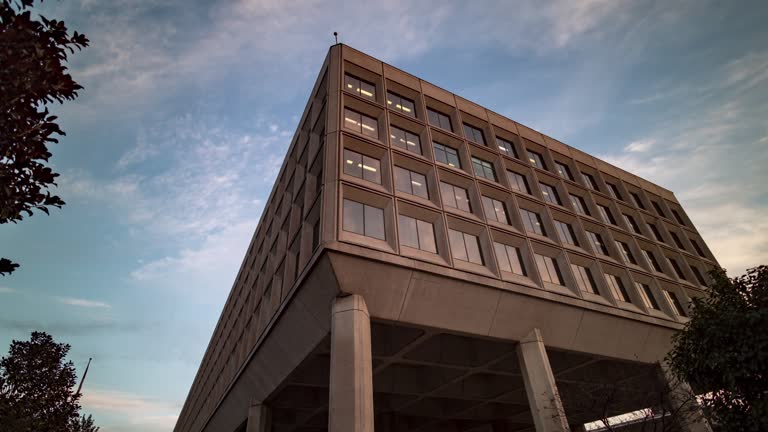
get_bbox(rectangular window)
[427,108,452,131]
[597,204,616,225]
[463,124,486,145]
[433,142,461,168]
[690,239,707,258]
[649,223,665,243]
[482,196,509,224]
[623,214,641,234]
[669,257,687,280]
[555,220,578,246]
[555,162,573,181]
[540,183,561,205]
[637,283,660,310]
[570,194,590,216]
[670,231,686,250]
[472,156,497,181]
[342,199,385,240]
[671,209,686,226]
[344,74,375,100]
[344,108,378,138]
[394,166,428,199]
[652,201,665,217]
[390,125,422,155]
[496,137,518,158]
[663,290,687,317]
[587,231,608,255]
[535,254,564,285]
[606,183,622,200]
[386,91,415,117]
[691,265,707,286]
[615,241,637,265]
[494,242,526,276]
[643,249,663,272]
[343,149,381,184]
[508,171,531,194]
[449,229,483,264]
[571,264,598,294]
[398,215,437,253]
[605,274,631,303]
[582,173,598,190]
[527,151,546,169]
[440,182,471,212]
[520,209,546,236]
[630,192,646,210]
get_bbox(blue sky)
[1,0,766,430]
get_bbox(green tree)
[0,331,99,432]
[0,0,88,275]
[667,265,768,432]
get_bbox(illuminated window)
[427,108,452,131]
[494,243,526,275]
[398,215,437,253]
[463,123,486,145]
[555,220,578,246]
[508,171,530,194]
[496,137,518,158]
[344,74,375,100]
[520,209,546,236]
[449,229,483,264]
[527,150,546,169]
[540,183,561,205]
[637,283,660,310]
[555,162,573,181]
[433,142,461,168]
[390,125,422,155]
[570,194,590,216]
[440,182,471,213]
[394,167,428,199]
[343,149,381,184]
[472,157,497,181]
[535,254,564,285]
[386,91,415,117]
[571,264,598,294]
[482,196,508,224]
[344,108,378,139]
[342,199,385,240]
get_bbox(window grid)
[643,249,663,272]
[508,171,531,194]
[427,108,453,131]
[583,173,598,190]
[449,229,483,265]
[494,242,526,276]
[482,196,509,224]
[636,283,660,310]
[343,149,381,184]
[570,194,590,216]
[433,142,461,168]
[463,123,486,145]
[496,137,518,158]
[623,214,641,234]
[663,290,687,316]
[587,231,608,255]
[344,108,378,139]
[535,253,564,285]
[390,125,422,155]
[472,157,497,181]
[597,204,616,225]
[520,209,546,236]
[342,199,385,240]
[440,182,471,213]
[605,274,630,303]
[344,74,375,100]
[616,240,637,265]
[386,91,416,117]
[555,162,573,181]
[527,151,546,170]
[540,183,561,205]
[571,264,598,294]
[606,183,622,200]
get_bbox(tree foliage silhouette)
[0,0,88,275]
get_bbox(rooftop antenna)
[333,32,338,44]
[76,357,92,395]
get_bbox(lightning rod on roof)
[334,32,338,44]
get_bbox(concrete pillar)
[517,328,570,432]
[658,363,712,432]
[329,294,374,432]
[246,402,270,432]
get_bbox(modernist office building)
[174,45,718,432]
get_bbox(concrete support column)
[328,295,374,432]
[517,328,570,432]
[658,363,712,432]
[246,402,270,432]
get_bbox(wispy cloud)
[624,138,656,153]
[81,389,180,432]
[57,297,112,309]
[0,287,15,294]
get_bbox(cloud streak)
[57,297,112,309]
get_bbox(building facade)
[173,45,718,432]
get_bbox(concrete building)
[173,45,718,432]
